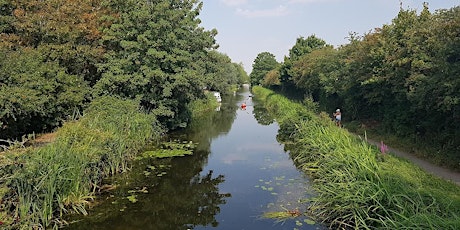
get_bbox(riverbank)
[252,86,460,229]
[0,96,163,228]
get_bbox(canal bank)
[67,85,320,229]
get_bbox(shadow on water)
[66,85,322,230]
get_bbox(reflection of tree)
[67,89,249,229]
[275,121,305,170]
[124,169,230,230]
[67,156,230,230]
[252,101,274,126]
[182,91,242,152]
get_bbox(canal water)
[67,85,320,230]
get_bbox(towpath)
[366,139,460,186]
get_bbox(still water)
[67,85,321,230]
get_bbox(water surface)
[67,85,320,230]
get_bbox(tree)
[202,51,241,94]
[289,35,329,62]
[94,0,218,129]
[1,0,110,85]
[280,35,330,91]
[249,52,279,86]
[262,69,281,87]
[0,47,90,139]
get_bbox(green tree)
[0,47,90,139]
[94,0,218,129]
[249,52,279,86]
[280,35,330,93]
[202,51,241,94]
[262,69,281,87]
[289,35,329,62]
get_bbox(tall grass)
[0,96,162,228]
[252,86,460,229]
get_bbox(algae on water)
[137,140,197,159]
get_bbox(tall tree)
[249,52,279,86]
[2,0,110,85]
[280,35,329,91]
[94,0,218,129]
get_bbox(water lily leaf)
[304,219,315,225]
[127,195,137,203]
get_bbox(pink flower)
[380,141,388,154]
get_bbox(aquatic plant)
[137,140,196,159]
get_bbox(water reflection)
[66,85,320,230]
[252,99,275,126]
[66,93,241,230]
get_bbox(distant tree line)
[251,4,460,163]
[0,0,248,140]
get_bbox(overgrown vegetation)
[0,0,248,140]
[0,1,246,228]
[253,86,460,229]
[0,96,162,228]
[250,4,460,169]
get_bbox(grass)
[0,96,163,228]
[346,120,460,172]
[252,86,460,229]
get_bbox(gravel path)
[366,139,460,186]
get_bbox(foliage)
[288,35,329,62]
[94,0,218,130]
[0,96,162,228]
[273,5,460,167]
[202,51,245,94]
[262,69,281,87]
[0,0,242,140]
[253,86,460,229]
[1,0,109,84]
[0,47,90,139]
[249,52,279,86]
[188,91,220,119]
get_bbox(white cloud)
[236,5,289,18]
[220,0,248,6]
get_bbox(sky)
[198,0,459,74]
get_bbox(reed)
[1,96,163,228]
[252,86,460,229]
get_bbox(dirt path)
[366,139,460,186]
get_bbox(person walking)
[333,109,342,127]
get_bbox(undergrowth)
[0,96,163,228]
[252,86,460,229]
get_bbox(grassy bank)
[0,96,163,229]
[252,86,460,229]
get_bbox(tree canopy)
[249,52,279,86]
[0,0,246,139]
[252,4,460,166]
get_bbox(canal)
[67,85,320,229]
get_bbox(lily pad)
[127,194,137,203]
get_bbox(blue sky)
[198,0,459,73]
